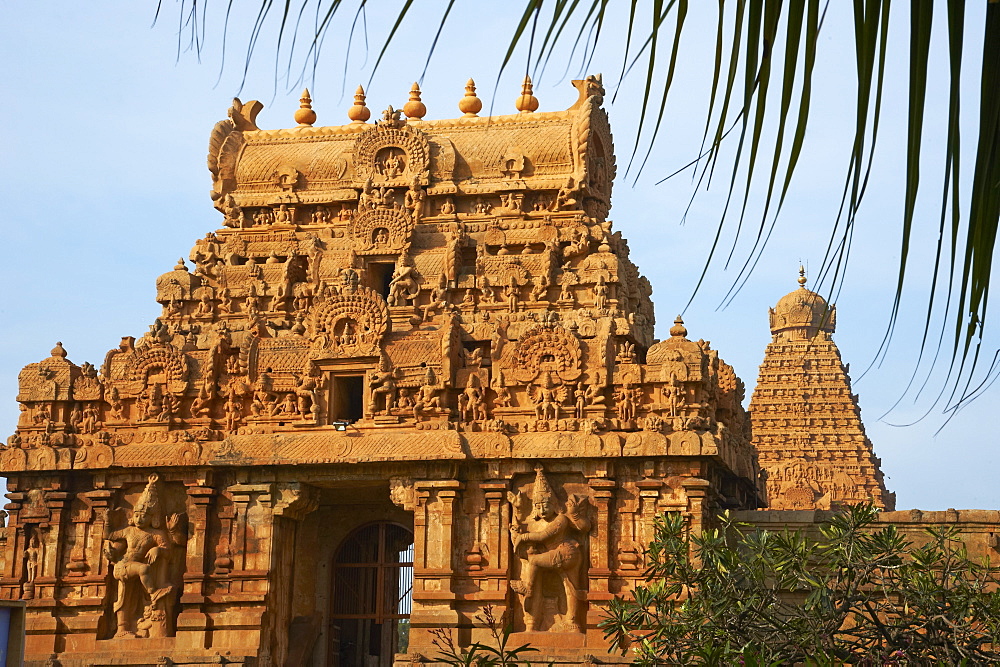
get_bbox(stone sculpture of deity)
[103,473,187,638]
[508,467,591,632]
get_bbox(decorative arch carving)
[123,344,190,396]
[310,286,389,359]
[352,124,430,184]
[350,207,414,254]
[508,323,582,384]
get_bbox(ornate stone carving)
[0,77,841,666]
[103,474,187,639]
[351,205,414,253]
[352,120,430,184]
[122,342,190,398]
[505,321,582,384]
[310,284,389,358]
[508,467,591,632]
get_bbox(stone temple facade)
[0,76,988,667]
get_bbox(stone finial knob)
[175,258,188,271]
[459,78,483,117]
[348,85,371,123]
[670,316,688,338]
[50,342,67,358]
[515,75,539,113]
[403,82,426,120]
[294,88,317,126]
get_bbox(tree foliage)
[599,504,1000,664]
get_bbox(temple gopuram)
[750,269,894,511]
[1,76,996,667]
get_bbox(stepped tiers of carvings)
[749,269,894,511]
[0,77,760,666]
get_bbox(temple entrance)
[329,522,414,666]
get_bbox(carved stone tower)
[749,269,894,510]
[0,78,761,666]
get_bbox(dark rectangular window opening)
[332,375,365,423]
[368,263,395,299]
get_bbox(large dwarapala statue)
[103,473,187,638]
[509,466,591,632]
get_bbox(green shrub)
[599,503,1000,665]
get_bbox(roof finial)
[798,265,807,287]
[294,88,317,127]
[347,85,371,123]
[515,75,539,113]
[403,82,427,120]
[670,315,688,338]
[50,342,67,359]
[459,78,483,117]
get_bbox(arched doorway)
[329,522,414,666]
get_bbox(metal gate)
[329,522,414,666]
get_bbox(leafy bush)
[599,503,1000,665]
[431,605,545,666]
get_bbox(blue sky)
[0,2,996,509]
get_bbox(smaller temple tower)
[750,268,894,510]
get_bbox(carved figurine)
[387,264,420,307]
[505,277,520,313]
[491,371,512,408]
[369,359,401,415]
[421,274,449,322]
[404,176,425,221]
[594,275,609,310]
[224,387,244,431]
[508,467,590,632]
[573,383,587,419]
[528,371,567,423]
[461,375,487,422]
[412,367,443,421]
[103,474,187,638]
[584,373,607,407]
[21,528,42,600]
[480,275,498,304]
[438,197,456,215]
[615,383,637,422]
[294,374,320,421]
[530,274,549,303]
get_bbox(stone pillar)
[586,478,616,593]
[175,482,216,650]
[636,478,664,551]
[479,480,509,587]
[682,477,712,560]
[265,482,319,666]
[2,491,26,587]
[409,479,463,653]
[23,489,70,655]
[585,477,616,636]
[82,489,113,581]
[221,483,272,657]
